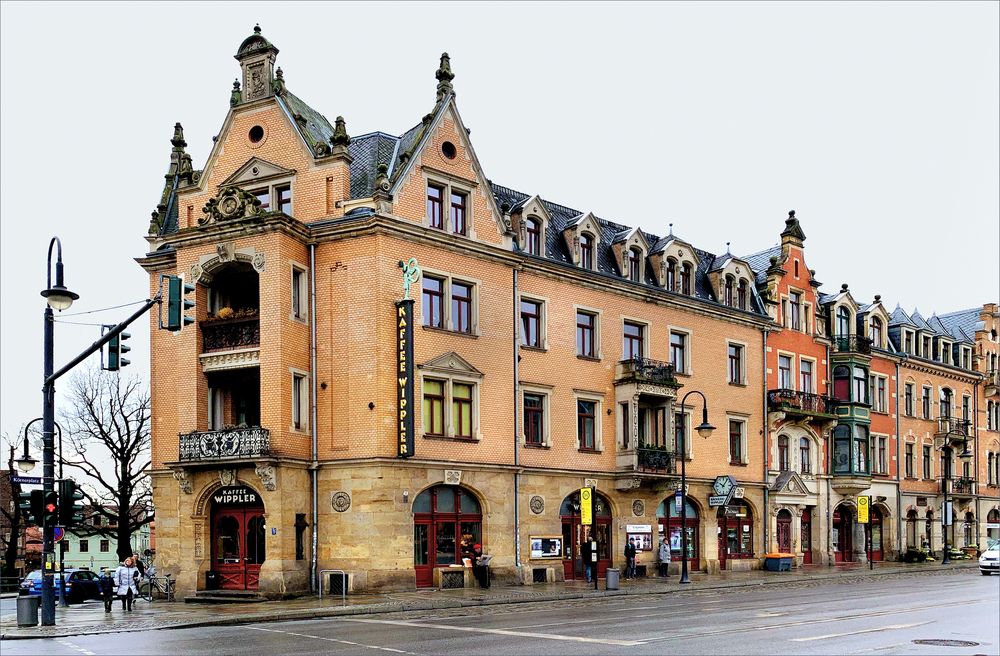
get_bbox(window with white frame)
[873,435,888,474]
[778,354,793,390]
[291,371,309,432]
[940,341,952,365]
[903,330,914,355]
[522,388,550,447]
[421,272,478,335]
[799,359,814,393]
[291,264,308,321]
[422,377,480,440]
[789,291,802,331]
[869,374,888,413]
[576,396,603,452]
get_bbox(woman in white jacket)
[114,556,140,611]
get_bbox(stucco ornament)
[172,469,192,494]
[255,463,276,491]
[529,495,545,515]
[200,186,263,225]
[251,249,266,273]
[632,499,645,517]
[332,491,351,512]
[219,469,236,487]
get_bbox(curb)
[0,563,979,640]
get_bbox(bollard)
[17,595,40,627]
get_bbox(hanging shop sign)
[212,485,261,507]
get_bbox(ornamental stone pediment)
[418,351,483,378]
[200,186,264,225]
[220,157,295,187]
[770,470,809,496]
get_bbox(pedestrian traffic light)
[42,490,59,525]
[17,489,44,526]
[58,479,85,527]
[104,326,131,372]
[163,274,195,331]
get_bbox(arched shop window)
[560,491,612,581]
[717,500,754,561]
[657,497,699,566]
[412,485,482,587]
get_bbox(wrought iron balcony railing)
[636,446,676,474]
[767,389,839,417]
[178,427,270,461]
[616,357,678,386]
[201,317,260,353]
[935,417,972,438]
[832,335,873,354]
[950,477,975,496]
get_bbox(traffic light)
[104,326,131,371]
[58,479,85,527]
[42,490,59,526]
[164,274,195,331]
[17,489,44,526]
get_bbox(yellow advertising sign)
[857,495,870,524]
[580,487,593,525]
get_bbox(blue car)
[21,569,103,604]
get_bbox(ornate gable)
[418,352,483,378]
[769,470,809,495]
[562,212,601,266]
[220,157,296,188]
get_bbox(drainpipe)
[309,244,319,593]
[973,380,980,545]
[826,341,833,566]
[762,328,769,553]
[513,268,521,569]
[895,359,902,559]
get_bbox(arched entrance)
[801,508,813,564]
[988,509,1000,542]
[210,484,265,590]
[963,511,975,547]
[412,485,482,588]
[924,510,934,551]
[833,504,854,563]
[870,506,884,561]
[656,497,699,569]
[906,509,918,549]
[561,491,612,580]
[717,500,754,569]
[776,509,793,553]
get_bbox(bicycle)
[137,567,176,602]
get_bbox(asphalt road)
[4,570,998,656]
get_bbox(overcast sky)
[1,2,997,443]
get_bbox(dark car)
[23,568,103,604]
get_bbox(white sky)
[2,1,998,442]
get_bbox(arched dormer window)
[724,276,734,307]
[836,306,851,336]
[870,317,883,348]
[680,262,693,295]
[580,233,594,270]
[737,279,748,310]
[628,247,642,282]
[665,259,677,291]
[526,217,542,256]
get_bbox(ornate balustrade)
[767,389,838,417]
[178,427,270,461]
[201,317,260,352]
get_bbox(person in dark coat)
[472,543,490,589]
[99,568,115,613]
[624,538,637,579]
[581,539,593,583]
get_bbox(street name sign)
[11,476,41,485]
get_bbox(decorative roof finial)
[171,122,187,150]
[230,79,242,107]
[874,294,881,303]
[272,66,285,96]
[781,208,806,243]
[330,116,351,153]
[435,52,455,102]
[841,283,849,292]
[668,222,674,236]
[254,23,262,34]
[726,241,731,254]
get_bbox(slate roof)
[909,310,933,332]
[889,306,914,327]
[937,308,984,342]
[348,131,399,198]
[280,91,336,152]
[742,245,781,284]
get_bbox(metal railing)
[637,446,676,473]
[617,357,677,385]
[767,389,838,416]
[178,427,270,461]
[318,569,347,603]
[951,477,975,495]
[833,335,873,354]
[201,317,260,352]
[935,417,972,438]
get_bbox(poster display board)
[529,536,563,559]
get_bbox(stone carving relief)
[444,470,462,485]
[251,250,266,273]
[193,519,204,558]
[172,469,192,494]
[219,469,236,487]
[255,463,276,491]
[529,495,545,515]
[331,491,351,512]
[216,241,236,262]
[200,187,263,225]
[632,499,645,516]
[189,263,205,285]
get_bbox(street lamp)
[677,389,714,585]
[39,236,77,626]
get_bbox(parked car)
[22,568,104,604]
[980,539,999,576]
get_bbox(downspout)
[513,268,521,569]
[826,341,833,566]
[762,328,770,553]
[309,244,319,592]
[974,380,980,545]
[895,359,902,559]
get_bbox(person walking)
[132,553,147,578]
[658,537,670,577]
[581,538,593,583]
[99,568,115,613]
[624,538,637,579]
[114,556,140,611]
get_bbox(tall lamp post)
[20,418,67,606]
[677,390,715,585]
[38,237,79,626]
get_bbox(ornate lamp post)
[677,390,714,584]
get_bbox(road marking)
[56,640,95,656]
[848,641,910,653]
[792,621,931,642]
[247,626,414,654]
[342,618,644,646]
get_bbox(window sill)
[523,442,550,450]
[872,410,890,416]
[872,472,891,478]
[520,345,547,353]
[576,354,601,363]
[578,448,602,455]
[729,381,747,388]
[904,476,919,481]
[729,461,748,467]
[675,371,691,378]
[422,434,479,443]
[422,325,479,339]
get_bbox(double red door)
[561,518,611,580]
[213,506,266,590]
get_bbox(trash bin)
[605,567,620,591]
[205,570,220,591]
[17,595,40,627]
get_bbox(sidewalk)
[0,561,979,640]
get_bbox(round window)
[249,125,265,143]
[442,141,457,159]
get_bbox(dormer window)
[724,276,734,306]
[666,259,677,291]
[870,317,883,349]
[627,247,642,282]
[940,341,951,365]
[526,217,542,255]
[836,306,851,336]
[921,335,931,358]
[903,330,914,354]
[580,233,594,270]
[680,263,693,295]
[737,279,748,310]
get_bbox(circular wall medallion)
[331,491,351,512]
[632,499,645,517]
[529,495,544,514]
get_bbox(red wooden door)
[870,508,883,561]
[801,508,812,564]
[833,507,853,563]
[213,507,265,590]
[777,510,792,553]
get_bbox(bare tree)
[1,433,26,581]
[58,367,153,561]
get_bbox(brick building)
[138,27,996,597]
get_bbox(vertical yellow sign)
[857,495,870,524]
[580,488,593,525]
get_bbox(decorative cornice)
[199,348,261,372]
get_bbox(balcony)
[767,389,838,420]
[986,369,999,396]
[201,315,260,353]
[637,446,676,474]
[935,417,972,439]
[947,477,976,497]
[833,335,873,354]
[615,357,679,387]
[178,427,270,462]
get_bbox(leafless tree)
[58,367,153,561]
[1,432,26,581]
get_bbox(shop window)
[717,500,754,560]
[412,486,482,588]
